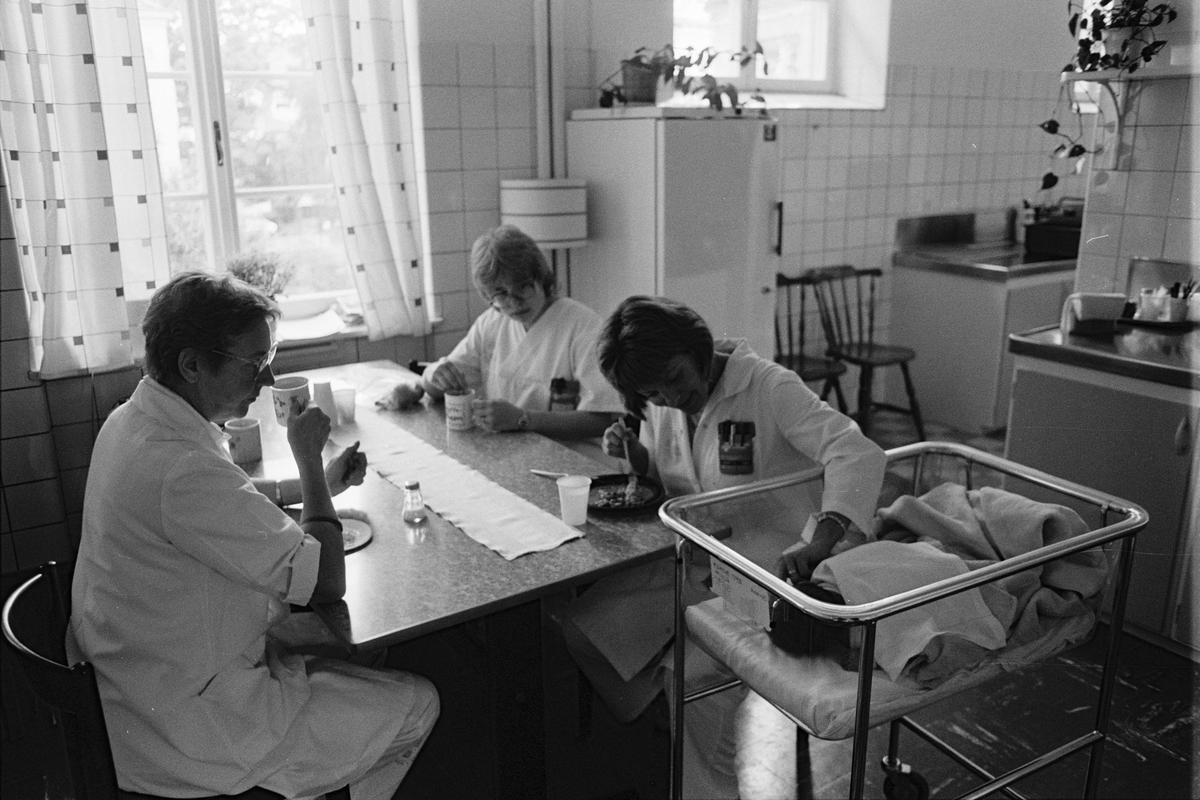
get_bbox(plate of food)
[586,473,665,514]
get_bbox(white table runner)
[356,427,583,560]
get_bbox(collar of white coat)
[132,377,230,452]
[706,338,757,407]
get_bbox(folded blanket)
[812,483,1103,687]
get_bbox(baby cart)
[659,441,1147,800]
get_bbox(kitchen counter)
[1008,323,1200,390]
[893,243,1077,281]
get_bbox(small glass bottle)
[402,480,426,524]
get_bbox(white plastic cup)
[445,389,475,431]
[224,417,262,464]
[556,475,591,526]
[313,380,337,421]
[333,387,357,424]
[271,376,310,427]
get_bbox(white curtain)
[302,0,429,339]
[0,0,170,378]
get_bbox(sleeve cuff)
[284,533,322,605]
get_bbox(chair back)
[774,272,819,364]
[800,265,881,353]
[2,561,122,799]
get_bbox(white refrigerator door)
[659,118,780,358]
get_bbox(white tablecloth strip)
[358,428,583,560]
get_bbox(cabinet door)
[994,274,1075,428]
[1007,369,1193,634]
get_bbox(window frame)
[144,0,354,304]
[732,0,838,96]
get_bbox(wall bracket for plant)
[1061,72,1127,171]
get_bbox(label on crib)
[711,559,772,630]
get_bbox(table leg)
[485,600,548,799]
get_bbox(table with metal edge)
[245,359,673,799]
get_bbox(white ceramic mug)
[556,475,591,526]
[271,376,310,426]
[224,417,262,465]
[445,389,475,431]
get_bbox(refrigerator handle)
[774,201,784,255]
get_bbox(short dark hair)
[471,225,557,300]
[142,271,278,385]
[597,296,714,418]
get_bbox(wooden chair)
[774,272,848,412]
[801,265,925,440]
[1,561,348,800]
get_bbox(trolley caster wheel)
[882,771,929,800]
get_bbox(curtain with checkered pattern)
[0,0,170,378]
[302,0,429,340]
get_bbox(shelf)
[1061,64,1197,83]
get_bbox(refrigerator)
[566,109,782,359]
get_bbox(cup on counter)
[556,475,591,526]
[271,376,310,426]
[312,380,338,421]
[224,417,262,465]
[445,389,475,431]
[333,387,357,424]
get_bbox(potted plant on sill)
[598,43,766,111]
[227,250,294,298]
[1067,0,1178,74]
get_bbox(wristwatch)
[516,411,531,431]
[813,510,850,536]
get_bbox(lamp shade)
[499,178,587,249]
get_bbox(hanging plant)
[1035,86,1096,193]
[1066,0,1178,74]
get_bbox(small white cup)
[224,417,262,465]
[271,376,310,427]
[445,389,475,431]
[556,475,591,526]
[333,387,357,424]
[312,381,337,421]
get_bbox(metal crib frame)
[660,441,1148,800]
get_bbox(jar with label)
[402,480,427,524]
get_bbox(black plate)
[587,473,665,514]
[1118,317,1196,332]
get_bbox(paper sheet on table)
[364,427,583,559]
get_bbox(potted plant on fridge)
[598,43,766,111]
[227,250,294,298]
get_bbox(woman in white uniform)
[420,225,623,439]
[563,295,886,798]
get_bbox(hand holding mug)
[471,398,523,432]
[424,361,469,397]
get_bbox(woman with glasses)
[419,225,623,440]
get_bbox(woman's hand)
[325,441,367,495]
[603,419,649,474]
[471,399,523,432]
[774,515,846,585]
[286,402,331,470]
[422,360,469,397]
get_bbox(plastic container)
[402,480,427,524]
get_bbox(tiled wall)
[1076,76,1197,293]
[417,41,539,357]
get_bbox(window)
[674,0,834,93]
[673,0,890,109]
[139,0,353,296]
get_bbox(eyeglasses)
[487,282,536,305]
[211,341,278,374]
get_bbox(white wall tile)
[422,86,462,129]
[461,128,498,170]
[1115,213,1167,265]
[459,87,498,130]
[424,171,465,214]
[462,169,500,212]
[496,87,535,129]
[457,43,495,87]
[496,128,534,169]
[419,44,459,87]
[1124,170,1174,221]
